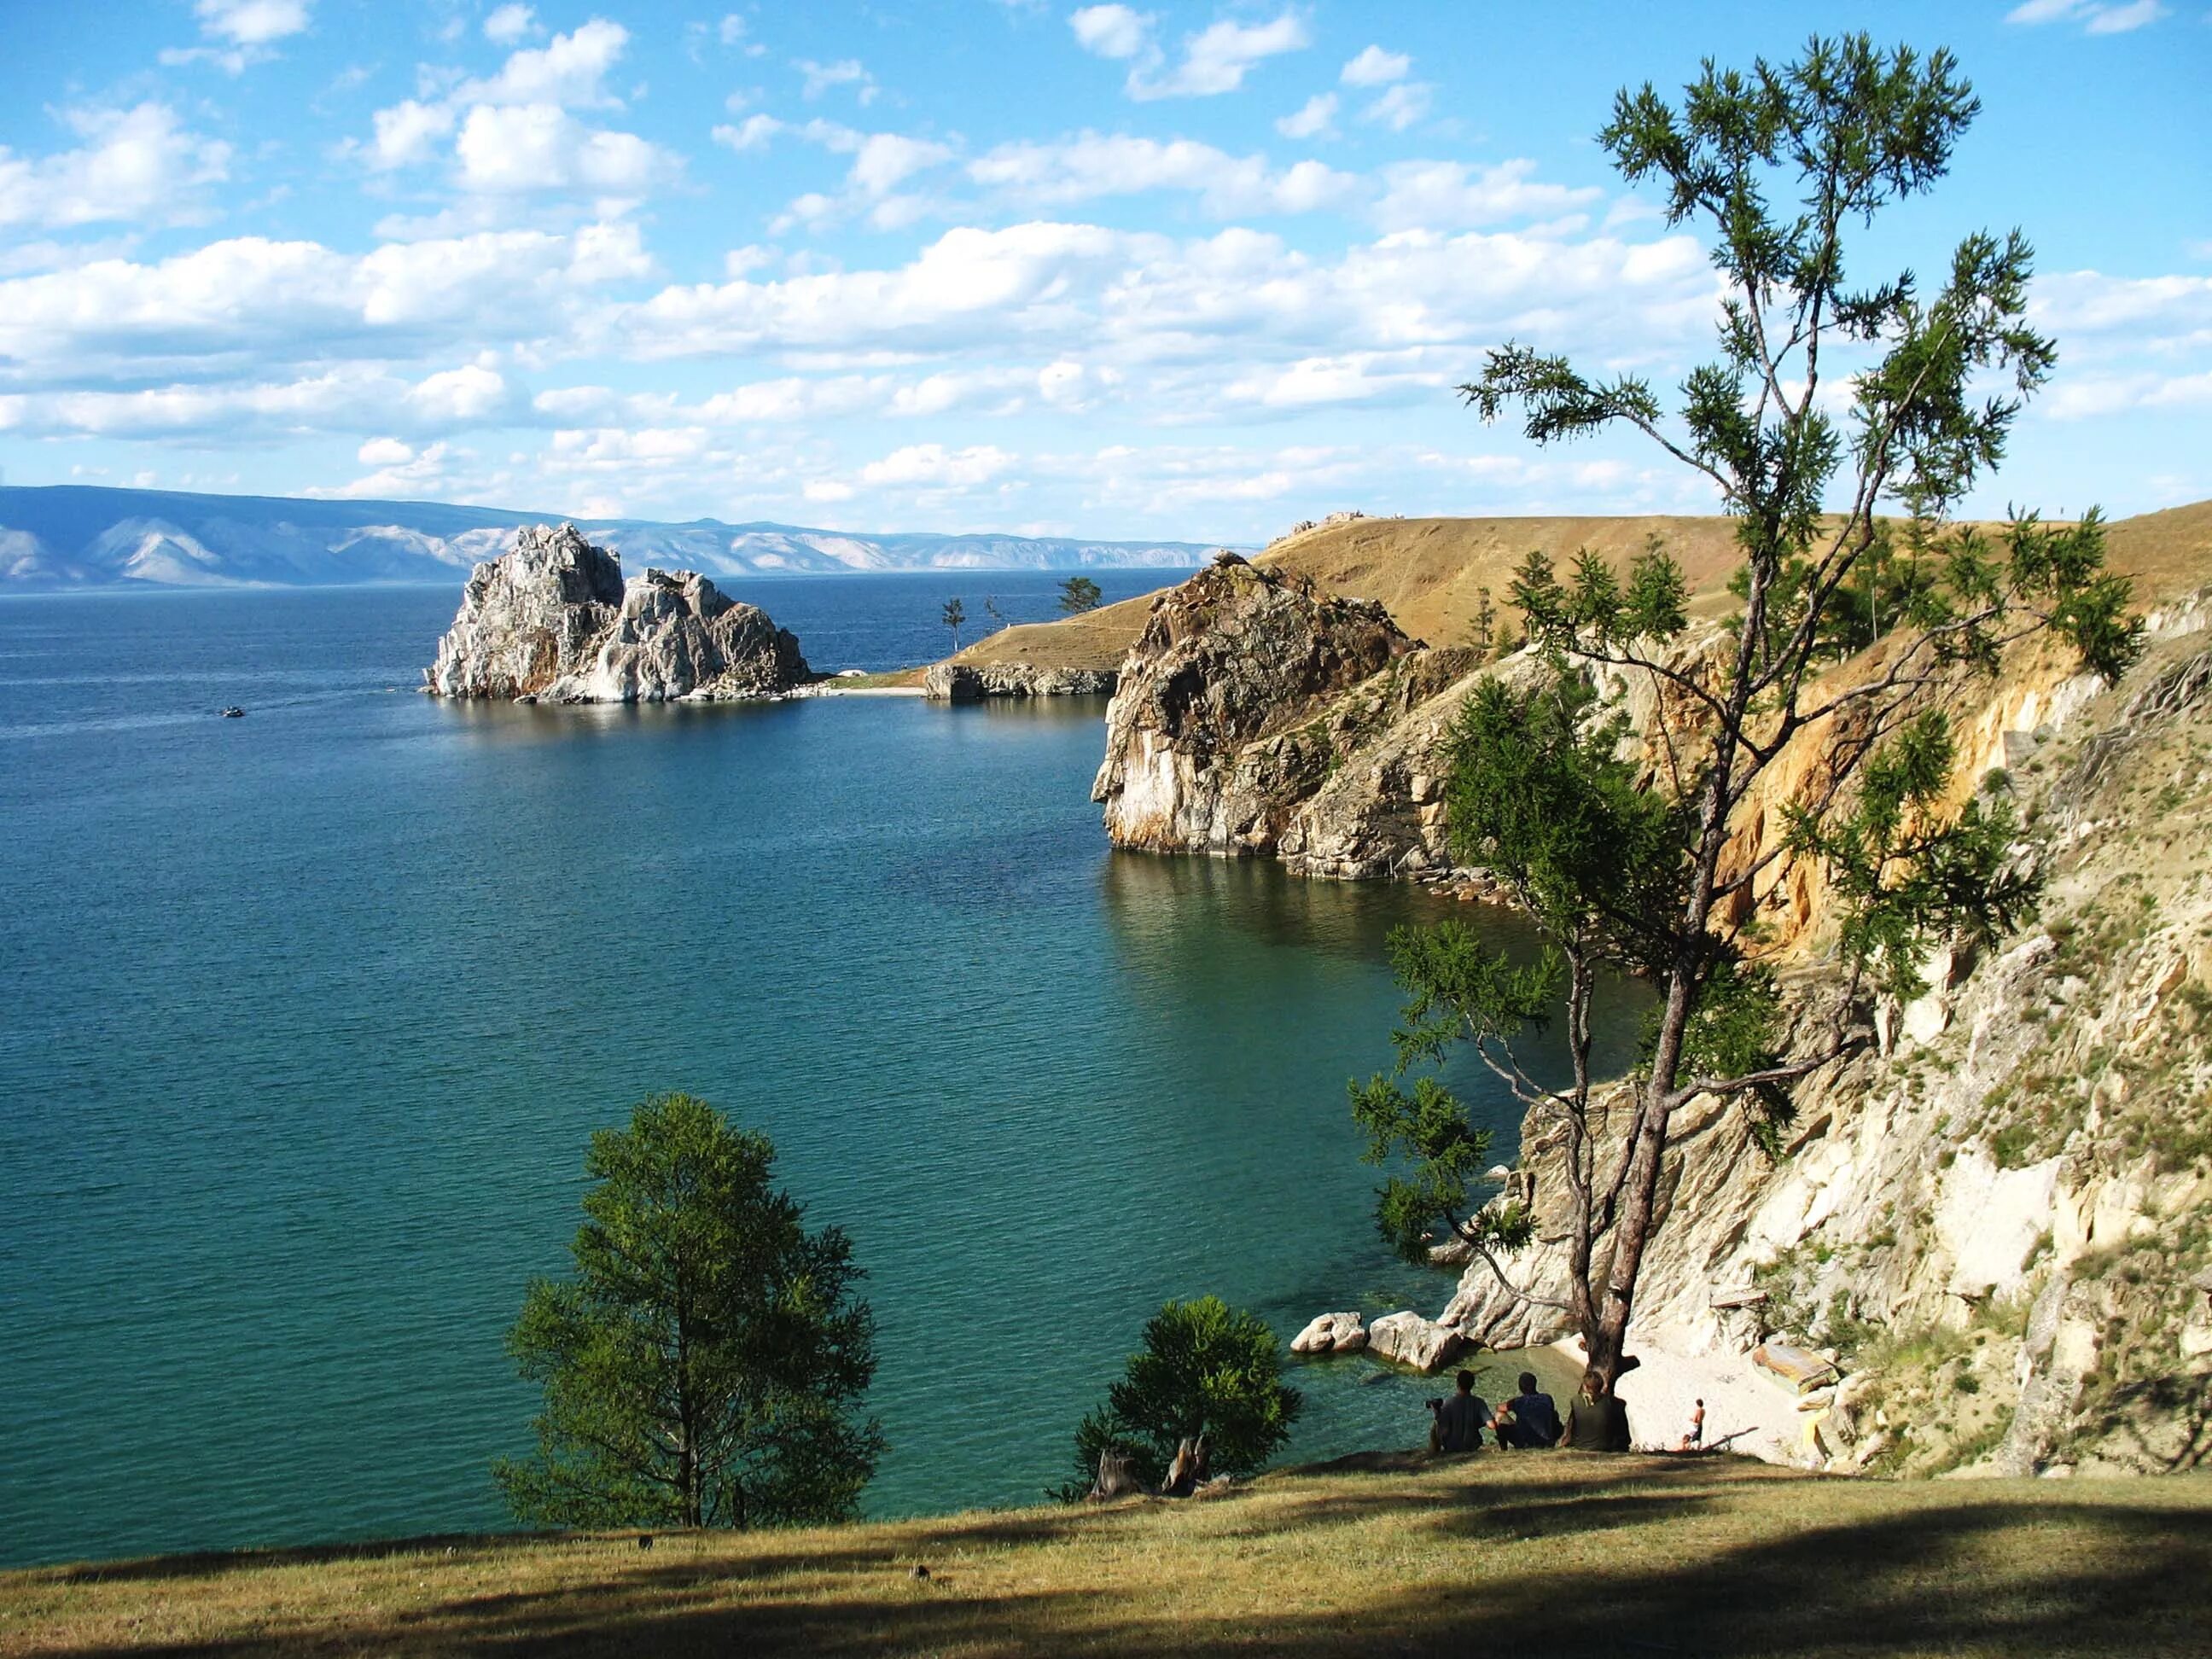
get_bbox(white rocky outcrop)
[425,524,810,702]
[923,661,1117,701]
[1289,1311,1368,1354]
[1366,1310,1466,1372]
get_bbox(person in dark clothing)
[1563,1372,1633,1451]
[1491,1371,1563,1448]
[1429,1370,1489,1454]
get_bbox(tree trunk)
[1161,1436,1210,1497]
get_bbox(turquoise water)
[0,575,1621,1569]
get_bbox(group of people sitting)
[1427,1368,1633,1454]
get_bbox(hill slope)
[0,485,1221,590]
[4,1456,2207,1656]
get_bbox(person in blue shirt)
[1492,1371,1564,1448]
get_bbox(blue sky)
[0,0,2205,539]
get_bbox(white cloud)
[408,362,509,422]
[859,442,1016,486]
[713,114,784,153]
[1275,92,1337,139]
[358,435,413,465]
[2005,0,2169,30]
[195,0,311,46]
[1128,11,1311,99]
[452,103,679,195]
[2044,369,2212,419]
[0,224,650,381]
[366,100,456,170]
[455,19,632,108]
[1069,4,1155,59]
[483,4,537,45]
[0,104,233,231]
[1339,45,1408,87]
[1361,83,1434,132]
[795,57,879,104]
[969,133,1354,216]
[1373,159,1602,231]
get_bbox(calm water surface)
[0,573,1621,1569]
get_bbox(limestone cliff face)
[1097,541,2212,1476]
[425,524,810,702]
[1435,600,2212,1477]
[923,661,1116,701]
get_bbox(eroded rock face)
[923,662,1117,701]
[1091,556,1414,853]
[425,524,810,702]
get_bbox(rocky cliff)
[1099,512,2212,1477]
[425,524,811,702]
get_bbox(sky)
[0,0,2205,541]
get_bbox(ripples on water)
[0,573,1631,1569]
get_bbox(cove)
[0,579,1633,1569]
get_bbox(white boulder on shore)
[1366,1309,1467,1372]
[424,523,811,703]
[1289,1311,1369,1355]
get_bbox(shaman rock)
[425,524,810,702]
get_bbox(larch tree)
[1353,36,2140,1394]
[496,1092,882,1530]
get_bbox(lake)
[0,570,1622,1569]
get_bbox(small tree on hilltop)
[942,597,966,652]
[1067,1296,1301,1497]
[1353,36,2140,1395]
[496,1092,882,1530]
[1058,575,1103,615]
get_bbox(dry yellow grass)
[930,502,2212,675]
[6,1455,2208,1656]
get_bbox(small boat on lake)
[220,706,245,718]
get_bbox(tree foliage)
[1058,575,1104,614]
[495,1092,882,1530]
[1361,35,2141,1389]
[1067,1297,1301,1495]
[941,597,966,650]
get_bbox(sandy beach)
[1550,1333,1809,1467]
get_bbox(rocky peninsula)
[425,523,811,703]
[1086,505,2212,1479]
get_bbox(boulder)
[425,524,811,702]
[1366,1310,1467,1373]
[1290,1311,1368,1354]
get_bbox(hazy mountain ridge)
[0,486,1220,590]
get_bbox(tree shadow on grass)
[34,1473,2212,1658]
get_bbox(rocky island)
[425,523,811,703]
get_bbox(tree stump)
[1087,1449,1144,1502]
[1161,1436,1210,1498]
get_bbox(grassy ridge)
[6,1456,2208,1656]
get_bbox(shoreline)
[1549,1332,1804,1467]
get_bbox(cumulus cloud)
[455,18,632,108]
[1339,45,1409,86]
[1074,7,1309,100]
[0,223,650,383]
[0,103,234,231]
[1373,159,1603,231]
[366,100,456,170]
[969,133,1354,216]
[1275,92,1336,139]
[162,0,311,70]
[1068,4,1155,59]
[1361,82,1434,132]
[453,103,678,195]
[483,4,536,44]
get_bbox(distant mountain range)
[0,486,1223,590]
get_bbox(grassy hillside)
[6,1456,2208,1656]
[943,503,2212,672]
